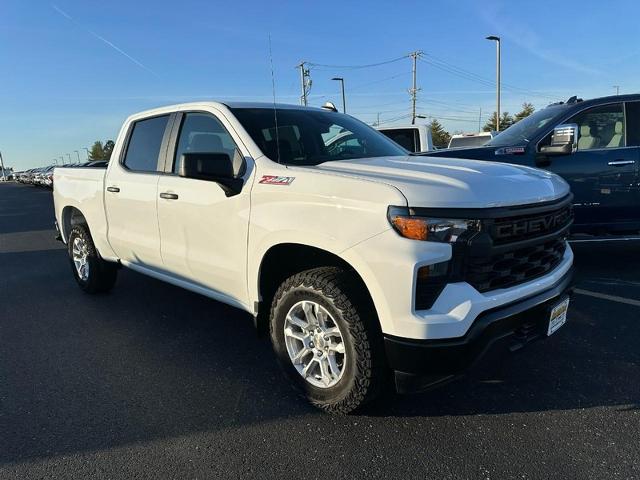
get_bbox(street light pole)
[66,153,72,163]
[331,77,346,113]
[74,150,81,163]
[60,155,64,164]
[53,158,59,166]
[486,35,501,132]
[613,85,620,96]
[0,151,6,181]
[83,147,90,161]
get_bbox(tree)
[103,140,115,161]
[483,111,514,132]
[428,119,451,148]
[514,102,535,123]
[88,141,104,161]
[88,140,115,161]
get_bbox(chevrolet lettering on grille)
[494,209,571,240]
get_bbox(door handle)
[608,160,635,166]
[159,192,179,200]
[106,186,120,193]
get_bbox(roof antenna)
[268,33,281,164]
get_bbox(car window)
[448,136,490,148]
[625,101,640,147]
[123,115,170,172]
[379,129,417,152]
[569,103,625,150]
[173,113,238,173]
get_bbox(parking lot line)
[574,288,640,307]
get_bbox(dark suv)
[423,95,640,237]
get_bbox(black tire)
[270,267,387,414]
[67,224,118,293]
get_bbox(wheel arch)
[255,243,379,335]
[61,206,90,243]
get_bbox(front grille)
[466,236,566,292]
[459,197,573,293]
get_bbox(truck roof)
[127,101,330,119]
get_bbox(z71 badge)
[259,175,295,185]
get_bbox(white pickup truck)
[54,102,574,413]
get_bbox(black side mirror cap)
[179,152,244,196]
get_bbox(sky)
[1,0,639,170]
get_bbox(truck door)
[540,102,637,229]
[623,101,640,225]
[104,114,171,268]
[156,111,252,308]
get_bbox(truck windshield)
[486,104,567,147]
[230,107,407,166]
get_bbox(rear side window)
[380,129,417,152]
[123,115,170,172]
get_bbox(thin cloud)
[480,3,601,76]
[51,4,159,78]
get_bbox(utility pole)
[0,151,6,181]
[486,36,501,131]
[613,85,620,96]
[478,107,482,132]
[409,51,423,125]
[297,62,311,106]
[377,112,380,126]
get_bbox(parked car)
[54,102,573,413]
[447,131,495,149]
[376,124,434,152]
[422,95,640,238]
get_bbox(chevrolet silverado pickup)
[54,102,574,413]
[423,95,640,239]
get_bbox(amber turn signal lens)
[391,216,428,241]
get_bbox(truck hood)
[313,155,569,208]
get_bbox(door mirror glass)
[540,123,578,156]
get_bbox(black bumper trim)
[384,266,574,386]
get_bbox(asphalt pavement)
[0,182,638,479]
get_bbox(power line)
[348,72,412,92]
[307,55,409,70]
[419,54,562,102]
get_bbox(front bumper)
[385,267,573,393]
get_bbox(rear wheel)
[270,267,387,414]
[67,224,117,293]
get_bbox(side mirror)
[539,123,578,156]
[179,152,244,196]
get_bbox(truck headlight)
[387,206,480,243]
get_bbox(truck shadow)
[0,242,638,465]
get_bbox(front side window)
[570,103,625,150]
[231,107,406,166]
[123,115,169,172]
[380,129,417,152]
[173,113,239,173]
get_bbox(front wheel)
[67,224,118,293]
[270,267,387,414]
